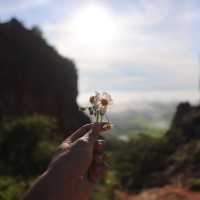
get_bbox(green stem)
[96,111,99,123]
[105,113,110,123]
[100,114,103,122]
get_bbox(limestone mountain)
[166,102,200,144]
[0,18,89,136]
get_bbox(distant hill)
[0,18,89,135]
[166,102,200,143]
[160,102,200,190]
[106,101,200,196]
[109,102,176,138]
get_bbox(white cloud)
[0,0,51,13]
[78,73,147,94]
[42,1,200,98]
[1,0,199,108]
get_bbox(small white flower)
[89,91,100,106]
[100,92,113,107]
[86,91,113,123]
[100,106,107,115]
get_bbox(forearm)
[22,169,73,200]
[22,169,92,200]
[21,123,106,200]
[22,170,56,200]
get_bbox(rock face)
[166,102,200,143]
[117,186,200,200]
[0,18,89,135]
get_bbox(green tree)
[0,115,60,177]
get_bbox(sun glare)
[69,4,117,47]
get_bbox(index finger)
[69,123,110,143]
[68,124,92,143]
[83,123,111,144]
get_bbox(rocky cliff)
[0,18,89,135]
[166,102,200,144]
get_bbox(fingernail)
[104,153,111,161]
[102,123,113,130]
[94,140,106,150]
[96,166,103,174]
[95,154,104,163]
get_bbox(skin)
[22,123,109,200]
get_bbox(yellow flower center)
[101,98,108,106]
[89,96,95,104]
[103,123,113,130]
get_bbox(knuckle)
[76,124,91,134]
[55,142,70,154]
[76,138,90,146]
[82,123,91,129]
[75,139,92,155]
[59,142,71,149]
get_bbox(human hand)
[22,123,109,200]
[47,123,109,200]
[22,123,110,200]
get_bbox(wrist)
[46,168,94,200]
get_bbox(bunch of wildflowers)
[80,92,113,125]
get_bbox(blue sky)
[1,0,200,106]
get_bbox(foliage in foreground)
[0,176,29,200]
[0,115,61,200]
[0,115,61,177]
[1,114,200,200]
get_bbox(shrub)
[111,135,170,192]
[0,176,28,200]
[0,115,61,177]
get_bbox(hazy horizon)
[78,90,199,113]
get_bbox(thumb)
[80,123,109,145]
